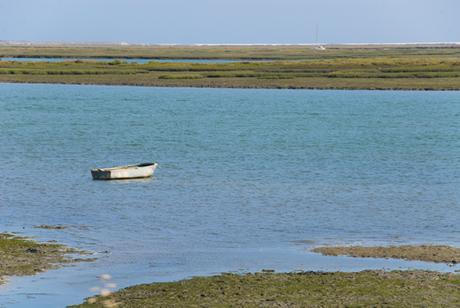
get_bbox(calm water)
[0,57,239,64]
[0,84,459,307]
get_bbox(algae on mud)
[0,233,91,284]
[34,224,68,230]
[312,245,460,264]
[71,271,460,307]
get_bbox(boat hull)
[91,163,157,180]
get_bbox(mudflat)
[312,245,460,264]
[0,233,92,284]
[70,271,460,307]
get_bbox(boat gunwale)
[91,162,157,172]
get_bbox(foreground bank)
[71,270,460,307]
[72,244,460,307]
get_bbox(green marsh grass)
[1,47,460,90]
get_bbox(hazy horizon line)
[1,40,460,47]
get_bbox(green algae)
[0,233,92,284]
[313,245,460,264]
[71,270,460,307]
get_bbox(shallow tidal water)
[0,84,459,307]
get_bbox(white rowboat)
[91,162,158,180]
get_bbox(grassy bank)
[0,233,91,284]
[1,55,460,90]
[71,271,460,307]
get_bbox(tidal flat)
[71,270,460,307]
[313,245,460,264]
[0,233,92,285]
[71,244,460,307]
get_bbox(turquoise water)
[0,57,239,64]
[0,84,459,307]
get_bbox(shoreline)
[0,80,459,91]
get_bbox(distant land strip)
[1,43,460,59]
[1,45,460,90]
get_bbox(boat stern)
[91,169,112,180]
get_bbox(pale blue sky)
[0,0,458,44]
